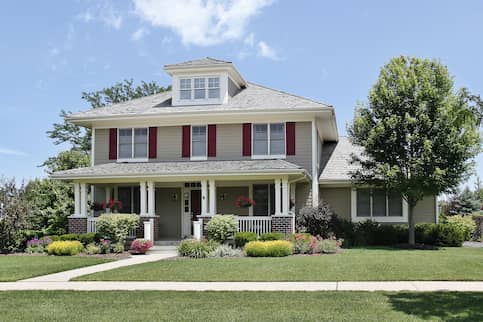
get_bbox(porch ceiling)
[50,160,310,183]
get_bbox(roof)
[67,82,333,121]
[164,57,231,68]
[319,137,363,182]
[51,159,308,180]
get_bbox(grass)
[0,291,481,321]
[0,256,110,281]
[76,247,483,281]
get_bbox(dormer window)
[194,78,206,99]
[208,77,220,98]
[179,76,220,101]
[180,79,192,100]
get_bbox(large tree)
[349,56,481,245]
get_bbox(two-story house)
[52,57,437,241]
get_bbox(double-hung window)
[208,77,220,98]
[252,123,285,158]
[194,78,206,99]
[354,188,405,221]
[118,128,148,161]
[180,79,192,100]
[179,77,220,101]
[191,125,207,160]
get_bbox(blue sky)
[0,0,481,188]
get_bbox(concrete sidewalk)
[20,252,177,282]
[2,281,483,292]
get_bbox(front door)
[190,190,201,221]
[156,188,181,240]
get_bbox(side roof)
[319,136,363,183]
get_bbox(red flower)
[235,195,256,208]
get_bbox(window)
[118,186,140,214]
[118,128,148,160]
[252,123,285,158]
[180,79,191,100]
[355,188,404,218]
[191,125,207,159]
[194,78,206,99]
[253,184,276,216]
[208,77,220,98]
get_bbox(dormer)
[164,57,247,106]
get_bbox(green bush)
[96,214,139,242]
[443,215,476,241]
[48,233,100,246]
[47,241,84,256]
[245,240,293,257]
[297,201,339,237]
[112,241,125,253]
[289,233,316,254]
[178,239,219,258]
[436,223,465,246]
[85,243,101,255]
[316,239,339,254]
[206,215,237,243]
[234,232,257,247]
[208,244,242,258]
[259,232,285,241]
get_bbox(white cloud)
[131,27,149,41]
[244,32,255,46]
[0,147,27,157]
[257,40,280,60]
[77,11,94,23]
[77,2,123,30]
[133,0,274,46]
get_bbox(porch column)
[139,181,147,216]
[274,178,281,215]
[80,182,87,217]
[311,120,320,207]
[248,184,254,216]
[74,183,80,216]
[147,181,155,216]
[105,186,111,203]
[201,179,208,216]
[209,179,216,215]
[282,178,289,215]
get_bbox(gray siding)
[228,77,240,97]
[295,182,312,213]
[286,122,312,172]
[214,124,249,161]
[414,195,437,223]
[155,126,183,161]
[217,186,249,216]
[319,187,351,221]
[94,129,110,165]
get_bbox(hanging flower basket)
[235,195,256,208]
[106,199,123,213]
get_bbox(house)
[51,57,438,241]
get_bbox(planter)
[128,249,147,255]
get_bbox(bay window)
[191,125,207,159]
[118,128,148,160]
[252,123,285,158]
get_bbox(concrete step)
[147,245,178,255]
[154,240,181,246]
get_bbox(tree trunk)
[408,205,415,245]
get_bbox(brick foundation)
[271,215,294,235]
[68,216,87,234]
[473,215,483,240]
[136,216,160,240]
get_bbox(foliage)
[444,187,482,216]
[348,56,481,244]
[235,195,256,208]
[25,237,52,253]
[47,241,84,256]
[208,244,242,258]
[244,241,293,257]
[316,239,341,254]
[259,232,285,241]
[130,239,153,254]
[297,200,339,237]
[0,179,29,253]
[442,215,477,241]
[289,233,317,254]
[234,232,257,248]
[105,199,123,212]
[99,239,112,254]
[85,243,101,255]
[96,214,139,243]
[206,215,237,243]
[112,242,125,254]
[41,150,90,175]
[177,239,219,258]
[49,233,99,246]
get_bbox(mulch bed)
[2,252,132,260]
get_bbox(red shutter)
[182,125,191,158]
[148,127,157,159]
[242,123,252,156]
[208,124,216,157]
[109,128,117,160]
[286,122,296,155]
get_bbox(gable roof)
[319,136,363,182]
[164,57,232,68]
[67,82,333,121]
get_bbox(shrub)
[289,233,317,254]
[96,214,139,243]
[209,244,242,258]
[297,200,339,238]
[77,233,100,245]
[234,232,257,247]
[443,215,476,241]
[25,237,52,253]
[436,223,465,247]
[112,242,125,253]
[130,239,153,254]
[245,241,293,257]
[47,241,84,256]
[259,232,285,241]
[206,215,237,243]
[85,243,101,255]
[316,239,340,254]
[99,239,112,254]
[178,239,218,258]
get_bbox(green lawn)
[0,291,481,321]
[76,247,483,281]
[0,256,110,281]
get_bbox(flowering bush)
[235,196,256,208]
[99,239,112,254]
[130,239,153,254]
[289,233,318,254]
[316,238,342,254]
[85,243,101,255]
[25,237,52,253]
[106,199,123,212]
[96,213,139,242]
[206,215,238,243]
[178,239,219,258]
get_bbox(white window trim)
[178,76,221,103]
[190,125,208,161]
[251,122,286,159]
[117,127,149,163]
[350,188,408,223]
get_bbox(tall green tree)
[349,56,481,245]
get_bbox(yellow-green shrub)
[245,240,293,257]
[47,241,84,256]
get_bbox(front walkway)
[2,281,483,292]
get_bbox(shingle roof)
[67,82,332,120]
[319,137,363,182]
[51,159,307,180]
[164,57,231,68]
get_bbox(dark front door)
[190,190,201,221]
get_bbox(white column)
[290,183,296,213]
[90,185,95,216]
[311,120,319,207]
[282,178,289,215]
[209,179,216,215]
[113,185,118,200]
[248,184,254,216]
[201,179,208,216]
[105,186,111,203]
[140,181,147,216]
[274,178,281,215]
[80,183,87,217]
[147,181,155,216]
[74,183,80,216]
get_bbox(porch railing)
[237,216,272,236]
[87,217,136,238]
